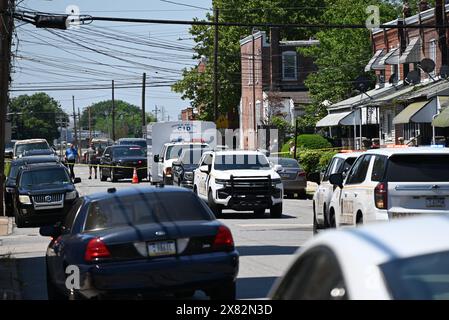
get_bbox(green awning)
[433,107,449,127]
[392,101,429,125]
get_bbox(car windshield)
[120,140,147,149]
[113,147,144,157]
[83,192,213,231]
[386,155,449,182]
[20,168,71,187]
[166,144,208,160]
[269,158,300,168]
[214,154,270,170]
[16,142,49,156]
[180,149,210,164]
[381,250,449,300]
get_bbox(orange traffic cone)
[132,167,139,184]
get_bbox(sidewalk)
[0,218,22,300]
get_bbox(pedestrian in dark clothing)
[65,143,78,180]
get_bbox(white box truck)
[147,121,217,184]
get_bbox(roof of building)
[280,40,320,47]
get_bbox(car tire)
[14,213,26,228]
[208,190,222,217]
[100,169,107,182]
[270,203,283,218]
[110,168,117,182]
[329,208,336,228]
[46,268,67,300]
[254,209,266,217]
[209,281,236,300]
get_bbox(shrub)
[299,150,322,174]
[318,150,339,171]
[282,134,332,158]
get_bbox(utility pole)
[141,72,146,138]
[112,80,115,141]
[78,107,82,157]
[88,106,92,142]
[0,0,14,216]
[72,96,78,149]
[213,7,219,123]
[252,29,257,149]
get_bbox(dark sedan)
[173,147,211,188]
[4,155,60,217]
[41,186,239,300]
[100,145,148,182]
[269,157,307,198]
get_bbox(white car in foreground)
[193,150,283,217]
[270,215,449,300]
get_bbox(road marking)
[237,223,312,228]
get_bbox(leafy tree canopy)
[9,93,68,143]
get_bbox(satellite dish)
[354,76,372,93]
[405,70,420,85]
[440,65,449,79]
[420,58,436,74]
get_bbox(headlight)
[272,179,282,186]
[19,195,32,205]
[66,191,77,200]
[183,171,194,181]
[215,179,229,185]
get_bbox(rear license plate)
[148,241,176,257]
[280,173,290,178]
[426,197,445,208]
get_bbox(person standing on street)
[65,143,78,180]
[86,142,98,179]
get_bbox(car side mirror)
[273,164,283,173]
[199,165,210,173]
[73,177,81,184]
[308,172,321,185]
[39,225,62,238]
[329,173,344,189]
[154,154,159,163]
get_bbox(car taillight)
[374,182,388,210]
[212,226,234,251]
[298,171,306,178]
[85,238,111,262]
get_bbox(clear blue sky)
[12,0,212,123]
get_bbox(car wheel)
[208,189,222,217]
[100,168,107,182]
[14,213,26,228]
[110,168,117,182]
[254,209,266,217]
[46,268,67,300]
[270,203,282,218]
[356,211,363,226]
[329,208,336,228]
[208,281,236,300]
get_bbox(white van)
[327,147,449,228]
[13,139,51,159]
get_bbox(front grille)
[33,194,63,203]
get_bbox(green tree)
[172,0,323,127]
[299,0,399,130]
[9,93,68,142]
[80,100,156,139]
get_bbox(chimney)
[403,1,412,18]
[270,27,280,91]
[419,0,431,12]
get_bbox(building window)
[429,39,437,77]
[282,51,297,80]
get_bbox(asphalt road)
[0,165,314,300]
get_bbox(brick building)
[239,28,318,149]
[180,107,197,121]
[317,2,449,148]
